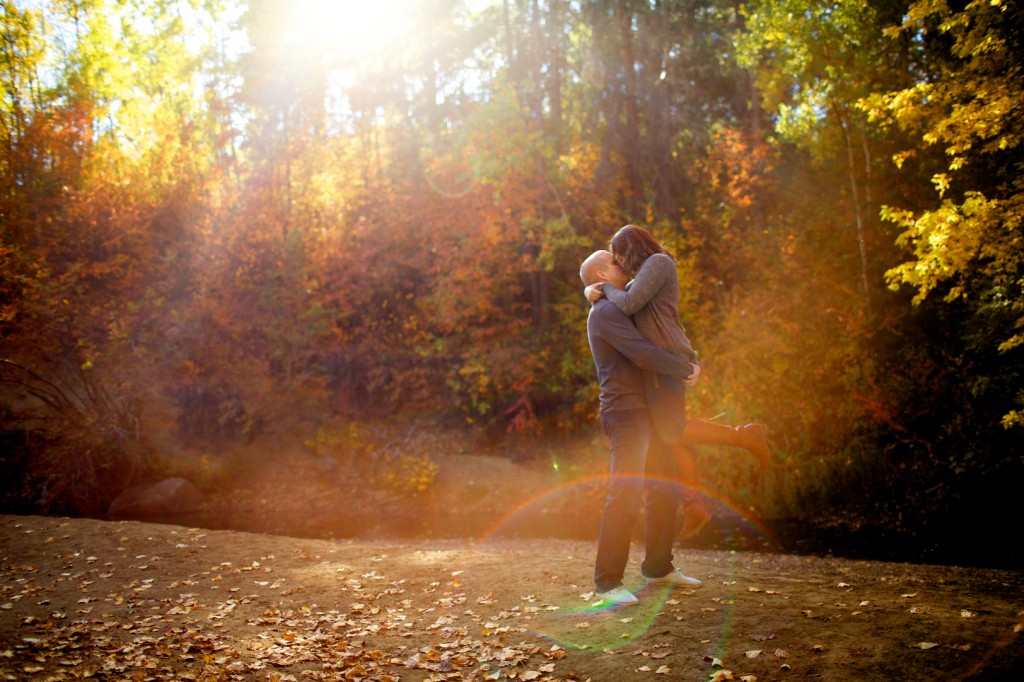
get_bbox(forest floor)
[2,514,1022,681]
[1,450,1022,681]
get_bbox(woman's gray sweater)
[602,253,698,364]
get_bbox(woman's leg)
[642,434,683,578]
[679,419,771,470]
[674,443,711,540]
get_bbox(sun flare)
[283,0,413,55]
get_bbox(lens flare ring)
[440,474,780,652]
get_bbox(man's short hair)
[580,250,610,286]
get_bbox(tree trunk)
[619,1,643,218]
[835,104,870,307]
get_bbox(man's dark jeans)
[594,408,681,592]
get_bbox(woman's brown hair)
[609,224,671,277]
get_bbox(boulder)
[108,477,204,518]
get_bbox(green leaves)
[873,0,1024,426]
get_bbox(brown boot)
[677,498,712,540]
[680,419,771,472]
[737,423,771,472]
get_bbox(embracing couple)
[580,224,771,605]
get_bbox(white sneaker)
[646,569,702,587]
[595,585,639,605]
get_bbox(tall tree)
[737,0,911,308]
[864,0,1024,422]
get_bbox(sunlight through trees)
[1,0,1021,539]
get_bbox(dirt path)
[1,514,1022,681]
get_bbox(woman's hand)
[584,283,605,303]
[684,362,702,387]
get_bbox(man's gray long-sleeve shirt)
[587,298,694,415]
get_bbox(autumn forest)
[1,0,1021,563]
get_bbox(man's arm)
[593,302,694,379]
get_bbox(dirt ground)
[2,510,1022,681]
